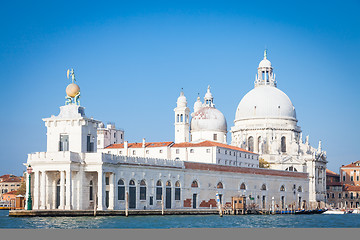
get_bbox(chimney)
[142,138,146,148]
[124,141,128,155]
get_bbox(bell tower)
[174,90,190,143]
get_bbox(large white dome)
[191,107,227,132]
[235,85,297,121]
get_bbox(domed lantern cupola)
[204,85,214,107]
[255,50,277,88]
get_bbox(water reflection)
[1,211,360,229]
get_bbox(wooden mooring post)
[125,192,129,217]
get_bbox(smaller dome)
[191,107,227,132]
[258,58,272,68]
[177,91,187,107]
[66,83,80,98]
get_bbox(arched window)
[140,180,146,200]
[191,180,198,188]
[166,181,171,187]
[118,179,125,200]
[180,114,183,122]
[281,136,286,153]
[177,114,179,123]
[298,186,302,192]
[156,180,162,200]
[89,180,93,201]
[217,182,223,189]
[261,184,267,191]
[280,185,285,191]
[175,181,181,200]
[240,183,246,190]
[248,136,254,152]
[129,179,135,185]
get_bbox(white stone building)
[230,51,327,208]
[25,61,312,211]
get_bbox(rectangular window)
[146,150,149,154]
[149,196,153,205]
[190,149,194,153]
[357,176,359,181]
[213,134,217,141]
[175,188,181,200]
[87,135,91,152]
[140,186,146,200]
[105,177,109,185]
[156,187,162,200]
[343,175,346,181]
[118,186,125,200]
[59,134,69,151]
[218,149,220,153]
[159,150,163,153]
[206,149,210,153]
[351,176,354,181]
[176,149,179,154]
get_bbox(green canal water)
[1,210,360,228]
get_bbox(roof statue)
[65,68,81,105]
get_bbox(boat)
[0,201,10,210]
[322,209,352,214]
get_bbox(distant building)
[325,162,360,209]
[325,169,342,208]
[0,175,24,201]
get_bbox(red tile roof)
[343,184,360,191]
[0,175,23,183]
[326,169,339,177]
[106,141,174,149]
[184,162,308,179]
[3,190,18,195]
[106,140,255,154]
[173,141,256,154]
[342,161,360,168]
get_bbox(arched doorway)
[129,179,136,209]
[166,181,171,209]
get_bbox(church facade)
[230,51,327,208]
[24,52,324,212]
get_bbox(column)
[65,170,72,210]
[59,171,65,209]
[40,171,46,209]
[52,178,57,209]
[109,173,115,210]
[77,170,84,210]
[97,170,104,210]
[33,170,40,209]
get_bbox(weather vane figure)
[65,68,81,105]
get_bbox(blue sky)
[0,1,359,175]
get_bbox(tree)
[17,181,26,195]
[259,158,270,168]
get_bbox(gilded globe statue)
[65,68,81,105]
[66,83,80,98]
